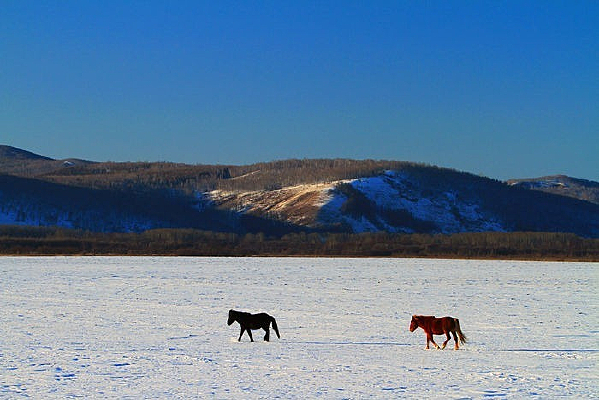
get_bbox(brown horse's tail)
[271,316,281,339]
[455,318,467,344]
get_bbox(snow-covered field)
[1,257,597,399]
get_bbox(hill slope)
[507,175,599,205]
[0,145,92,176]
[207,168,599,237]
[1,145,598,237]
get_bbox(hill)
[507,175,599,205]
[1,145,598,238]
[0,145,93,176]
[0,146,52,161]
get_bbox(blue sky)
[2,1,597,181]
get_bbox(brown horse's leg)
[427,333,440,349]
[452,331,459,349]
[442,332,451,349]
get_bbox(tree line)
[1,225,597,261]
[39,159,437,194]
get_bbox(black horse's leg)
[238,328,245,341]
[263,327,270,341]
[247,329,254,342]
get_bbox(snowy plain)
[1,257,597,399]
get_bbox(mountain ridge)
[1,145,598,237]
[0,146,53,161]
[507,175,599,204]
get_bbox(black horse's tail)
[271,316,280,339]
[455,318,467,344]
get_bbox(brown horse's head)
[409,315,419,332]
[227,309,235,325]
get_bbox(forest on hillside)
[1,225,597,261]
[25,159,449,193]
[3,146,598,205]
[3,149,599,239]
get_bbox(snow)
[315,172,506,233]
[509,179,568,189]
[0,208,74,229]
[1,257,597,398]
[0,205,158,233]
[347,172,505,233]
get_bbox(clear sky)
[1,1,597,181]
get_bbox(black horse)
[227,309,280,342]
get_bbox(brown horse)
[228,309,280,342]
[409,315,467,350]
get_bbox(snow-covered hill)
[321,171,505,233]
[1,145,598,236]
[507,175,599,205]
[208,172,504,234]
[207,170,599,237]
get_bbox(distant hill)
[0,146,52,161]
[507,175,599,205]
[1,145,598,237]
[0,145,93,176]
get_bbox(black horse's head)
[227,309,235,325]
